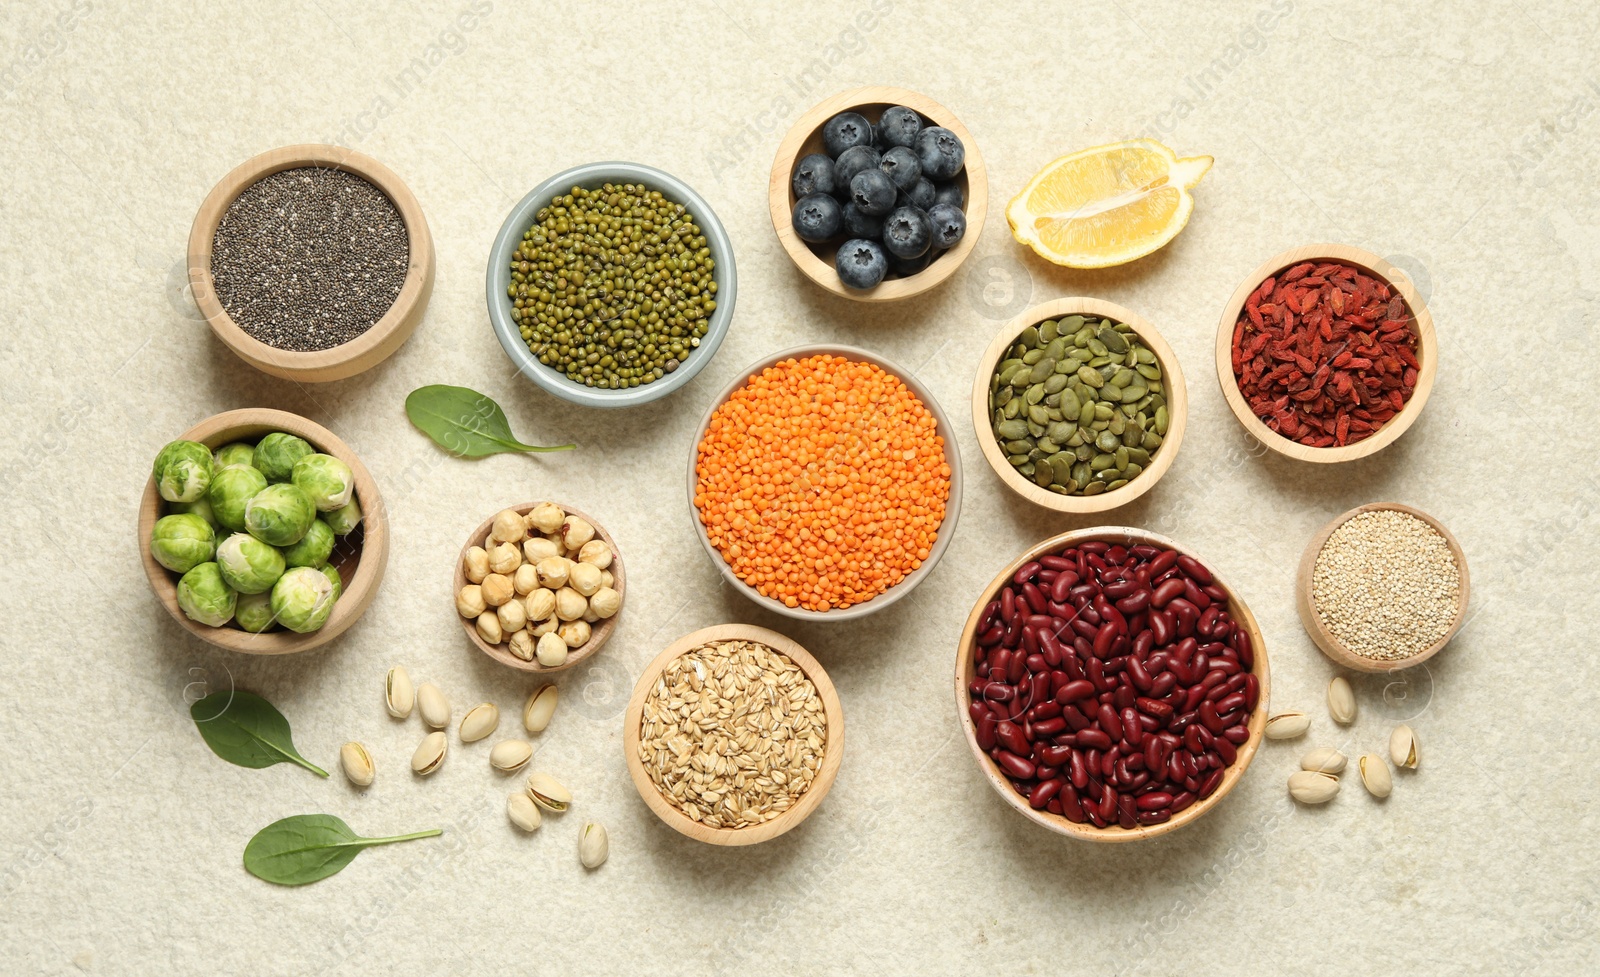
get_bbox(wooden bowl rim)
[187,144,435,381]
[622,624,845,846]
[1212,243,1437,463]
[970,297,1189,514]
[685,342,963,621]
[136,408,389,654]
[451,502,625,674]
[953,527,1271,842]
[1294,502,1470,672]
[767,86,988,303]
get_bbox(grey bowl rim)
[685,342,963,621]
[485,160,738,409]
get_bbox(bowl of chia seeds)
[188,145,435,382]
[486,161,737,409]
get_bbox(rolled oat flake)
[210,166,409,351]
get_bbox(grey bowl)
[686,343,963,621]
[486,161,737,409]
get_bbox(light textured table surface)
[3,1,1595,974]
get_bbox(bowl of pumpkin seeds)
[486,161,738,409]
[970,298,1187,513]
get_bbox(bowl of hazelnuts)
[452,501,625,672]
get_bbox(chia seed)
[211,166,409,352]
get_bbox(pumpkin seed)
[1039,319,1059,342]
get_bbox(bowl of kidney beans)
[955,530,1270,841]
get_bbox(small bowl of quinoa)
[1295,503,1469,672]
[687,344,961,620]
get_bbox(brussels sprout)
[254,432,315,483]
[213,442,255,469]
[320,564,343,601]
[234,591,277,633]
[152,440,215,503]
[291,453,354,512]
[207,464,268,533]
[176,562,236,627]
[324,497,363,536]
[150,513,216,574]
[271,566,336,633]
[216,532,286,594]
[284,518,335,569]
[244,483,317,547]
[169,496,220,530]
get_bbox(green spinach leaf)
[243,814,442,886]
[404,385,575,458]
[190,690,328,777]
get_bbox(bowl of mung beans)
[487,161,737,409]
[972,298,1188,514]
[687,344,961,620]
[1295,502,1469,672]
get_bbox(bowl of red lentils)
[687,344,961,620]
[955,528,1271,841]
[1215,243,1438,463]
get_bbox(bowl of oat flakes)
[623,624,844,846]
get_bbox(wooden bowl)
[1214,243,1437,462]
[686,343,962,621]
[1295,502,1469,672]
[623,624,845,846]
[972,297,1188,513]
[767,86,987,302]
[954,527,1271,842]
[452,502,624,674]
[188,144,435,382]
[137,409,389,654]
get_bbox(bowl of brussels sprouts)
[138,408,389,654]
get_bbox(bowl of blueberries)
[769,87,986,301]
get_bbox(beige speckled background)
[2,1,1596,974]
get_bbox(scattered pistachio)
[340,741,374,787]
[491,508,527,544]
[417,682,450,729]
[1390,724,1419,769]
[579,822,608,869]
[536,631,569,667]
[412,731,447,775]
[1358,753,1392,797]
[1300,747,1347,774]
[1265,711,1311,739]
[460,703,500,743]
[487,540,522,575]
[1287,770,1339,804]
[463,546,489,584]
[481,573,515,607]
[529,503,564,534]
[577,539,613,569]
[508,791,542,831]
[456,584,487,618]
[475,611,503,644]
[589,587,621,619]
[526,771,571,811]
[385,666,415,719]
[1328,676,1357,725]
[490,739,533,772]
[560,620,591,648]
[523,685,558,732]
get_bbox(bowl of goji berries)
[1215,244,1437,462]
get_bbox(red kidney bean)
[1116,589,1152,614]
[1137,791,1173,811]
[1029,779,1064,809]
[1203,583,1229,603]
[1136,809,1171,826]
[1120,707,1143,747]
[983,682,1013,701]
[1243,674,1261,713]
[1013,561,1042,585]
[1147,549,1178,577]
[1199,700,1226,734]
[1214,736,1237,765]
[1033,717,1066,737]
[1103,577,1140,600]
[1025,653,1047,674]
[1007,652,1027,685]
[1222,724,1250,745]
[975,714,997,750]
[978,623,1003,647]
[1096,704,1123,742]
[1061,705,1091,731]
[1039,744,1073,767]
[1056,679,1095,703]
[1148,672,1176,698]
[1198,605,1221,637]
[1112,684,1135,711]
[1199,768,1224,798]
[1169,790,1196,813]
[1022,582,1046,614]
[1169,599,1199,638]
[999,587,1016,622]
[1151,578,1186,609]
[1075,728,1113,750]
[1039,554,1074,571]
[996,721,1029,756]
[1234,629,1254,671]
[993,749,1035,779]
[1027,700,1062,723]
[1068,750,1089,788]
[1176,553,1211,584]
[1183,577,1211,609]
[1216,692,1247,716]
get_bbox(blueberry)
[833,145,881,188]
[881,206,931,259]
[822,111,873,158]
[841,202,884,239]
[904,178,936,211]
[933,181,964,209]
[792,193,844,244]
[890,249,935,277]
[792,153,837,199]
[849,168,897,216]
[835,238,888,290]
[878,146,922,191]
[877,105,924,149]
[925,202,966,250]
[913,126,965,181]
